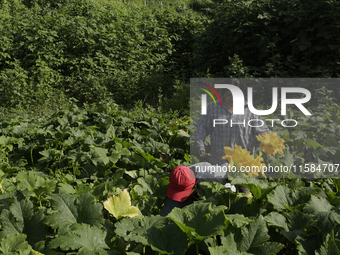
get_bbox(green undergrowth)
[0,101,340,254]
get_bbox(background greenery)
[1,0,339,114]
[1,0,340,254]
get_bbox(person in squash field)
[194,78,271,193]
[160,166,198,216]
[160,165,237,216]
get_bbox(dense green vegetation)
[1,0,340,254]
[1,102,340,254]
[1,0,339,113]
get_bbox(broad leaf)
[315,232,340,255]
[280,210,312,243]
[0,233,31,255]
[225,214,252,228]
[264,212,289,231]
[91,146,110,166]
[167,202,227,243]
[303,195,340,233]
[267,186,313,211]
[146,217,188,255]
[208,246,252,255]
[48,223,109,254]
[16,171,56,199]
[115,215,162,246]
[136,175,159,196]
[296,235,322,255]
[45,193,104,233]
[231,178,275,200]
[237,216,284,254]
[104,189,140,219]
[0,198,47,251]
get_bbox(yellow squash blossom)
[256,132,286,156]
[222,144,267,178]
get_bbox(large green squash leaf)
[264,212,289,231]
[296,235,323,255]
[0,197,47,251]
[280,210,313,243]
[315,232,340,255]
[303,195,340,233]
[45,193,104,233]
[235,216,284,254]
[90,146,110,166]
[0,233,31,255]
[225,214,252,228]
[231,178,276,200]
[208,245,252,255]
[104,189,140,219]
[16,171,56,199]
[146,217,188,255]
[48,223,109,254]
[167,202,227,243]
[267,186,314,211]
[115,215,162,246]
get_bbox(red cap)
[167,166,196,202]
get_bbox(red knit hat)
[167,166,196,202]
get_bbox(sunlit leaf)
[104,189,140,219]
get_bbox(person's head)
[223,78,245,102]
[167,166,197,202]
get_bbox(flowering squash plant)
[256,132,286,156]
[222,132,286,178]
[222,144,267,178]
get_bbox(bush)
[195,0,340,78]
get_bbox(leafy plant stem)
[30,148,34,165]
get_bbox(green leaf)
[280,150,295,169]
[115,215,162,246]
[146,217,188,255]
[215,233,248,255]
[267,186,313,211]
[315,231,340,255]
[57,183,75,195]
[91,146,110,166]
[264,212,289,231]
[296,235,321,255]
[0,198,47,251]
[303,195,340,233]
[225,214,252,228]
[103,189,140,219]
[48,223,109,254]
[136,175,160,196]
[167,202,227,243]
[16,171,56,199]
[238,215,269,252]
[237,216,284,254]
[208,245,252,255]
[231,178,275,200]
[106,125,115,139]
[280,210,312,243]
[0,233,31,255]
[38,149,62,164]
[306,140,322,150]
[45,193,104,233]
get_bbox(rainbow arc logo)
[197,82,223,107]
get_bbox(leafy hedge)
[0,0,205,109]
[195,0,340,78]
[1,0,340,112]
